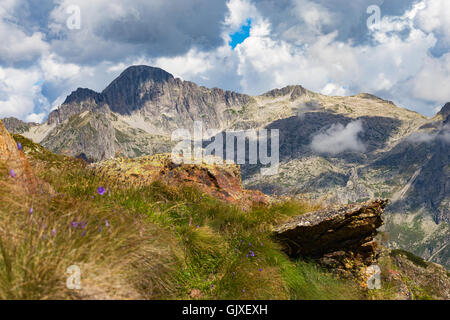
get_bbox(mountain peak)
[438,102,450,117]
[112,65,174,85]
[101,65,175,114]
[63,88,104,105]
[262,85,309,100]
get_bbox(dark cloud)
[48,0,229,65]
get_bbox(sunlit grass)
[0,135,364,300]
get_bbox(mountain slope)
[2,65,448,268]
[2,126,449,300]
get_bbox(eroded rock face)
[0,120,38,192]
[91,154,267,206]
[2,117,39,134]
[273,199,388,273]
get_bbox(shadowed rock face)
[438,102,450,119]
[102,66,174,114]
[274,199,388,272]
[47,88,108,125]
[0,120,38,193]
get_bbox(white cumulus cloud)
[311,120,366,154]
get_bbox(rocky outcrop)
[0,120,38,192]
[2,117,39,134]
[91,154,267,206]
[262,85,311,100]
[101,65,252,133]
[41,110,173,161]
[387,249,450,300]
[273,199,388,274]
[47,88,107,125]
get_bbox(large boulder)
[0,120,38,192]
[273,199,388,273]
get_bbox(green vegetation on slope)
[0,135,364,300]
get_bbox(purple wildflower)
[259,268,263,272]
[97,187,106,196]
[250,251,255,257]
[211,284,214,288]
[9,169,16,178]
[243,289,245,293]
[99,226,102,232]
[249,242,252,247]
[17,142,22,150]
[105,219,110,227]
[29,207,33,214]
[52,229,56,236]
[81,231,86,237]
[71,222,78,228]
[196,225,200,229]
[79,221,87,229]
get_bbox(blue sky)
[0,0,450,122]
[229,19,252,49]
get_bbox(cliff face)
[47,66,252,134]
[101,65,252,134]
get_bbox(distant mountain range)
[3,65,449,268]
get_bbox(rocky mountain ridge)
[2,65,449,268]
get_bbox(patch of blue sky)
[229,19,252,49]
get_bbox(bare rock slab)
[273,199,388,271]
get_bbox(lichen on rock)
[91,153,267,206]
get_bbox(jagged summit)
[101,65,175,114]
[63,88,104,105]
[262,85,310,99]
[104,65,174,92]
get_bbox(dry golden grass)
[0,163,180,300]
